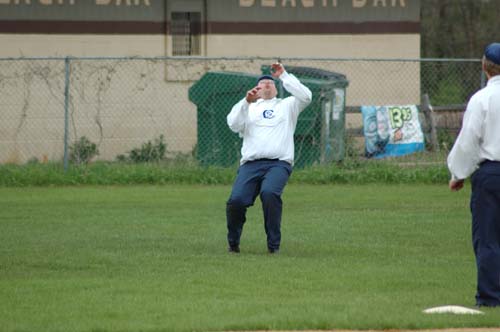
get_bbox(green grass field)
[0,184,498,332]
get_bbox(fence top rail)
[0,56,67,61]
[346,104,466,114]
[0,56,483,63]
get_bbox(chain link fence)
[0,56,483,168]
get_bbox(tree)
[421,0,500,59]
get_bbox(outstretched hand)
[271,63,284,78]
[449,179,464,191]
[246,86,261,103]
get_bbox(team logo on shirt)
[263,109,275,119]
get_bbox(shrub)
[118,135,167,163]
[69,136,99,165]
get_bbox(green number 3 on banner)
[389,106,412,129]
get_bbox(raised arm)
[272,63,312,111]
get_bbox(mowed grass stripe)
[0,184,496,332]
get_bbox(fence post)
[421,93,438,151]
[63,57,71,172]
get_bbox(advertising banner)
[361,105,424,158]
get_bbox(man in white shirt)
[226,63,312,254]
[448,42,500,307]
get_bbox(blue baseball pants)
[470,160,500,307]
[226,159,292,251]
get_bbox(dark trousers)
[226,159,292,251]
[470,160,500,306]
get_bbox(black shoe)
[228,246,240,253]
[268,248,279,254]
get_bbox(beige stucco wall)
[0,34,166,57]
[206,34,420,58]
[166,33,421,106]
[0,33,418,59]
[0,32,420,163]
[0,55,196,164]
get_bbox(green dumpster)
[261,65,349,167]
[188,72,255,167]
[189,67,348,168]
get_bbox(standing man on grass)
[448,42,500,307]
[225,62,312,254]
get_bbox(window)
[171,12,201,56]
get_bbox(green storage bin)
[189,67,348,168]
[188,72,255,167]
[261,65,349,167]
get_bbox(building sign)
[0,0,161,21]
[223,0,418,22]
[239,0,408,9]
[0,0,419,34]
[0,0,164,33]
[210,0,419,33]
[0,0,151,6]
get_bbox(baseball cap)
[257,75,275,84]
[484,43,500,65]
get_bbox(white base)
[423,305,484,315]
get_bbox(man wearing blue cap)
[448,42,500,307]
[226,62,312,254]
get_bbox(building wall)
[0,0,421,163]
[0,34,166,57]
[0,0,420,58]
[0,33,419,58]
[206,34,419,58]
